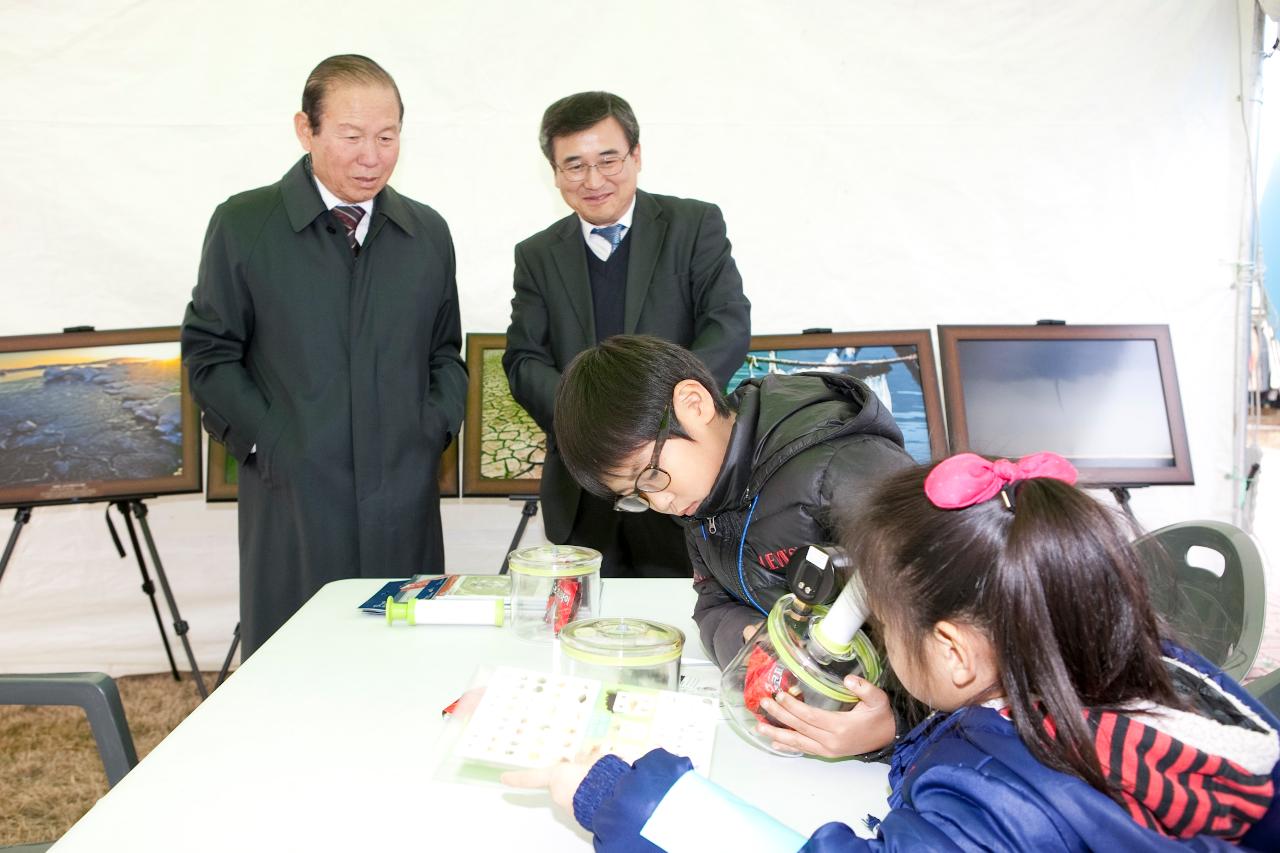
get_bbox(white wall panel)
[0,0,1256,672]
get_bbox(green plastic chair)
[1134,520,1268,682]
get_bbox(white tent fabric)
[0,0,1265,674]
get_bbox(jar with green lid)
[506,544,602,642]
[558,617,684,690]
[720,593,882,756]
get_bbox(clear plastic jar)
[720,593,882,756]
[558,617,684,690]
[506,544,602,642]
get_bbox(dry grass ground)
[0,671,210,846]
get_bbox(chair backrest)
[0,672,137,788]
[1134,520,1268,682]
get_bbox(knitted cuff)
[572,754,632,832]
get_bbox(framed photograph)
[0,326,202,509]
[730,330,948,463]
[206,436,459,502]
[463,333,545,496]
[937,324,1193,487]
[206,436,238,502]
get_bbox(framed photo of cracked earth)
[0,326,202,508]
[730,330,948,463]
[206,435,459,501]
[463,333,545,496]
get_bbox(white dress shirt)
[314,178,375,245]
[579,196,636,261]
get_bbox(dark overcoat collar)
[281,155,417,238]
[547,189,666,343]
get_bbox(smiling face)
[551,117,641,226]
[294,81,401,203]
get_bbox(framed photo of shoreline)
[462,333,545,496]
[205,436,459,502]
[731,330,948,463]
[0,326,202,508]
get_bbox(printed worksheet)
[455,666,718,772]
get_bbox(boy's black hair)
[554,335,732,499]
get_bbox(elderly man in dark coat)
[182,55,467,658]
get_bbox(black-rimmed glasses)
[556,150,633,183]
[613,407,673,512]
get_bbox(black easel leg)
[114,501,180,682]
[499,498,540,575]
[1109,487,1139,525]
[128,500,208,700]
[216,623,240,689]
[0,507,32,588]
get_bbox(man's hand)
[754,675,894,758]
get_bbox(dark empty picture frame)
[731,330,948,463]
[937,324,1194,487]
[462,333,545,496]
[0,326,202,508]
[206,436,460,502]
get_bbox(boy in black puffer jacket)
[554,334,917,759]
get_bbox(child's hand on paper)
[754,675,894,759]
[501,756,599,813]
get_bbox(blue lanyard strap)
[736,494,767,615]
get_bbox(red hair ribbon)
[924,452,1078,510]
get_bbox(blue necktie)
[590,223,627,256]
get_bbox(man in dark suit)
[182,55,467,656]
[504,91,750,578]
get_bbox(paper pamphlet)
[454,666,718,773]
[357,574,511,614]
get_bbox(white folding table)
[52,578,889,851]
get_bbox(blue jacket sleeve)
[579,750,822,853]
[577,750,689,853]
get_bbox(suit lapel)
[549,217,595,343]
[624,191,665,334]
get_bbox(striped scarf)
[998,704,1275,841]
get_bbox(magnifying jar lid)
[559,617,684,666]
[507,544,602,578]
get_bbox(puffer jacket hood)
[687,370,913,667]
[698,371,906,515]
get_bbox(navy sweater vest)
[585,232,632,343]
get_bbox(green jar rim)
[559,617,684,666]
[766,597,882,703]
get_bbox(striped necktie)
[331,205,366,252]
[590,223,627,256]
